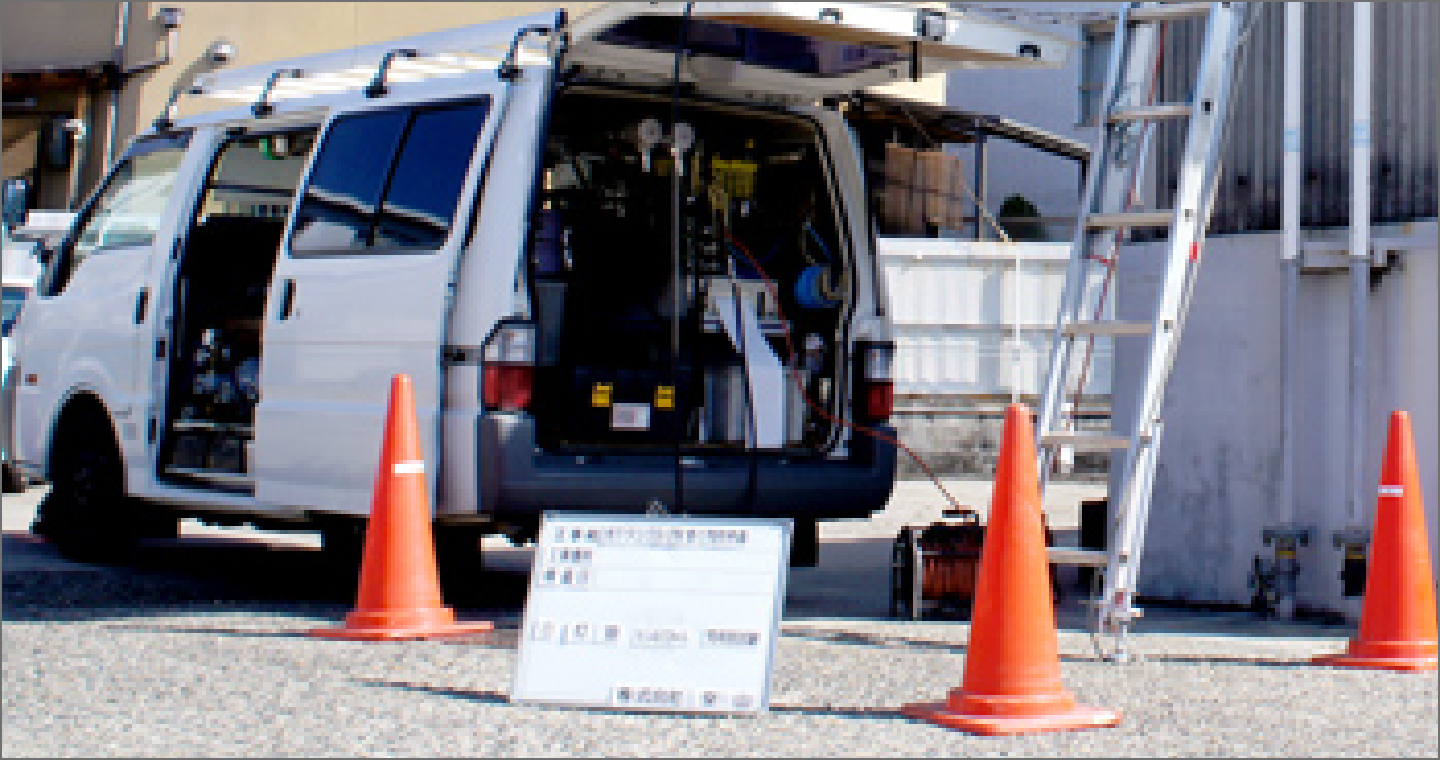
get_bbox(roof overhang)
[845,92,1090,163]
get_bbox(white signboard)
[511,514,792,714]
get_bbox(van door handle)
[277,279,296,320]
[134,288,150,324]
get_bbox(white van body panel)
[441,66,556,517]
[13,131,218,483]
[2,235,44,475]
[809,105,887,341]
[253,82,512,516]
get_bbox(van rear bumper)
[478,414,895,519]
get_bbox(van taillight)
[482,323,535,412]
[858,341,895,423]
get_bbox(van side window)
[46,134,189,294]
[375,103,490,248]
[290,110,407,251]
[290,99,490,254]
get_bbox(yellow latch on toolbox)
[591,382,613,407]
[655,385,675,410]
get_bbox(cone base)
[1312,652,1438,673]
[901,700,1120,736]
[308,620,494,642]
[309,606,493,641]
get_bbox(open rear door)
[567,2,1075,100]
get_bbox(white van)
[2,204,63,492]
[11,3,1069,565]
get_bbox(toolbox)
[554,366,693,447]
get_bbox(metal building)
[1146,1,1438,233]
[1102,2,1439,620]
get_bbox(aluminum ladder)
[1035,1,1250,662]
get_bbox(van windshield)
[2,286,26,337]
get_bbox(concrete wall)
[878,239,1110,478]
[122,2,605,144]
[1114,224,1439,617]
[0,2,121,71]
[879,239,1110,398]
[5,2,957,209]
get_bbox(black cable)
[667,3,694,515]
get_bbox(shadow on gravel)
[2,539,531,624]
[354,680,911,721]
[94,622,523,648]
[780,628,1318,668]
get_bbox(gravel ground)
[4,481,1437,757]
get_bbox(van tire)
[317,519,480,599]
[789,517,819,567]
[435,526,484,599]
[318,516,367,593]
[32,408,174,561]
[1,463,24,494]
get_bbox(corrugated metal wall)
[1152,2,1438,234]
[878,239,1112,399]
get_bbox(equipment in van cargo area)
[158,131,316,486]
[528,88,849,454]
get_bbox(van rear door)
[252,84,508,515]
[566,2,1075,100]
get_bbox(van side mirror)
[2,177,28,229]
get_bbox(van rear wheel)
[33,412,174,561]
[316,519,483,600]
[435,526,485,601]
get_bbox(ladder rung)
[1079,598,1146,618]
[1041,432,1134,451]
[1047,548,1111,567]
[1129,3,1214,25]
[1085,3,1212,32]
[1062,321,1153,337]
[1085,210,1173,230]
[1107,103,1194,123]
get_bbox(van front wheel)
[32,413,173,561]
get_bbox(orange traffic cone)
[1314,411,1438,672]
[310,375,493,641]
[902,404,1119,735]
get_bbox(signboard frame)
[510,512,793,715]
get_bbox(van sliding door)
[253,88,505,515]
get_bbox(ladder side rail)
[1100,2,1248,636]
[1097,419,1164,660]
[1115,0,1246,486]
[1035,3,1152,477]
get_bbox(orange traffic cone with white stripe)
[902,404,1119,735]
[310,374,493,641]
[1314,411,1438,672]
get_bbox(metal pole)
[973,127,987,241]
[1280,2,1303,527]
[1349,3,1373,525]
[1280,2,1304,618]
[105,2,131,170]
[1011,241,1021,405]
[64,94,91,210]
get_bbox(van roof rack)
[188,10,564,106]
